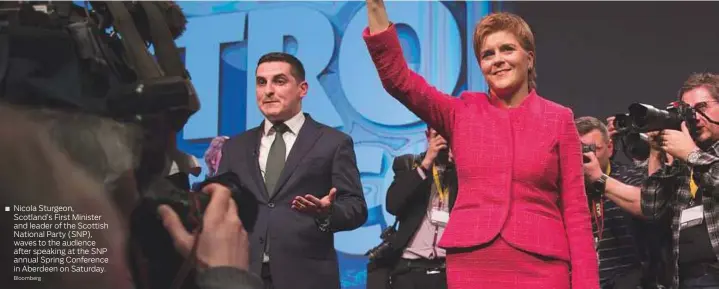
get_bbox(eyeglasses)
[687,100,719,113]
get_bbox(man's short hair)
[679,72,719,101]
[257,52,306,82]
[575,116,609,143]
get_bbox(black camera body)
[130,175,257,289]
[581,144,604,200]
[611,102,698,161]
[365,223,399,264]
[582,143,596,164]
[129,181,210,289]
[628,102,697,133]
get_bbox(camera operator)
[576,116,648,289]
[376,128,458,289]
[642,73,719,289]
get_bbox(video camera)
[611,102,698,161]
[0,2,225,289]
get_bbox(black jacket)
[385,153,458,255]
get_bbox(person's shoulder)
[394,153,418,164]
[392,154,421,171]
[309,118,353,142]
[535,93,572,114]
[225,126,261,146]
[534,95,577,129]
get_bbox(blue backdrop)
[171,2,491,288]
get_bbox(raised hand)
[366,0,390,34]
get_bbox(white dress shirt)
[258,111,306,181]
[258,111,305,263]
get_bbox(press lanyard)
[432,165,449,202]
[592,165,611,242]
[690,170,698,198]
[430,164,449,259]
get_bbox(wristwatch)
[687,148,702,165]
[592,174,609,192]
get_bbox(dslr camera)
[582,143,596,163]
[130,174,257,289]
[365,223,398,264]
[130,183,212,289]
[627,102,697,133]
[611,101,698,161]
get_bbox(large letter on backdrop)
[339,2,462,126]
[177,12,247,140]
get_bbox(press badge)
[680,205,704,230]
[430,209,449,227]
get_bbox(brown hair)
[575,116,610,144]
[473,12,537,90]
[679,72,719,101]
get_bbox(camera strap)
[138,2,187,79]
[102,2,199,119]
[592,165,611,245]
[102,2,162,80]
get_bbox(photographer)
[577,116,648,289]
[642,73,719,289]
[373,128,457,289]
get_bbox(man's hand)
[421,130,448,170]
[583,152,604,182]
[292,187,337,218]
[658,122,699,162]
[158,183,249,271]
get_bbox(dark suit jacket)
[385,153,457,257]
[211,114,367,289]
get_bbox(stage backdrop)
[170,2,489,288]
[110,1,719,288]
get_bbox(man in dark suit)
[203,52,368,289]
[380,128,457,289]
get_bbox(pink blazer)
[363,25,599,288]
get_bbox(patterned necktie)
[264,123,289,198]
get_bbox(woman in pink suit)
[363,1,599,288]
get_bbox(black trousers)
[602,266,643,289]
[389,258,448,289]
[262,262,273,289]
